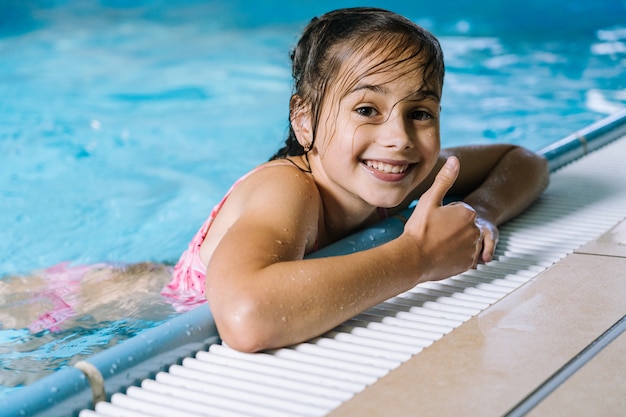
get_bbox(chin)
[369,194,407,209]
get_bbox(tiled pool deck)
[328,219,626,417]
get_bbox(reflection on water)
[0,262,175,392]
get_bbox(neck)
[313,180,379,244]
[302,153,381,243]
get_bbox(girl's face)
[308,54,442,211]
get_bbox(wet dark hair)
[270,7,445,160]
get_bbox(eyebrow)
[350,82,441,102]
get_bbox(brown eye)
[356,106,377,117]
[410,110,432,121]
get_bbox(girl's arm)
[445,144,549,223]
[206,161,481,352]
[405,144,550,261]
[411,144,549,223]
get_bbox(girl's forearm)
[209,237,422,352]
[462,146,549,226]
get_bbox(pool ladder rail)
[75,110,626,417]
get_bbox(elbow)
[210,293,279,353]
[516,146,550,192]
[218,321,272,354]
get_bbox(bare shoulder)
[201,161,321,262]
[230,160,320,214]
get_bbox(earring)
[303,143,312,152]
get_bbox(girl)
[163,7,549,352]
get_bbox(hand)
[403,156,483,282]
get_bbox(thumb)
[422,156,459,207]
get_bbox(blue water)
[0,0,625,393]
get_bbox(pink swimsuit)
[26,262,108,332]
[161,165,279,311]
[161,163,389,312]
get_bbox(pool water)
[1,0,625,394]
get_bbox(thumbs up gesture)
[403,156,485,283]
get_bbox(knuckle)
[457,203,477,221]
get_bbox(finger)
[481,237,493,263]
[420,156,460,208]
[481,228,499,263]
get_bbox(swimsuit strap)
[283,156,312,173]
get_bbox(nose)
[377,113,414,150]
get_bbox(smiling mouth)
[364,160,411,174]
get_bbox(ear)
[290,95,313,147]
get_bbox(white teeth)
[365,160,408,174]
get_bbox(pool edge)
[1,305,218,417]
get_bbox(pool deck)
[327,219,626,417]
